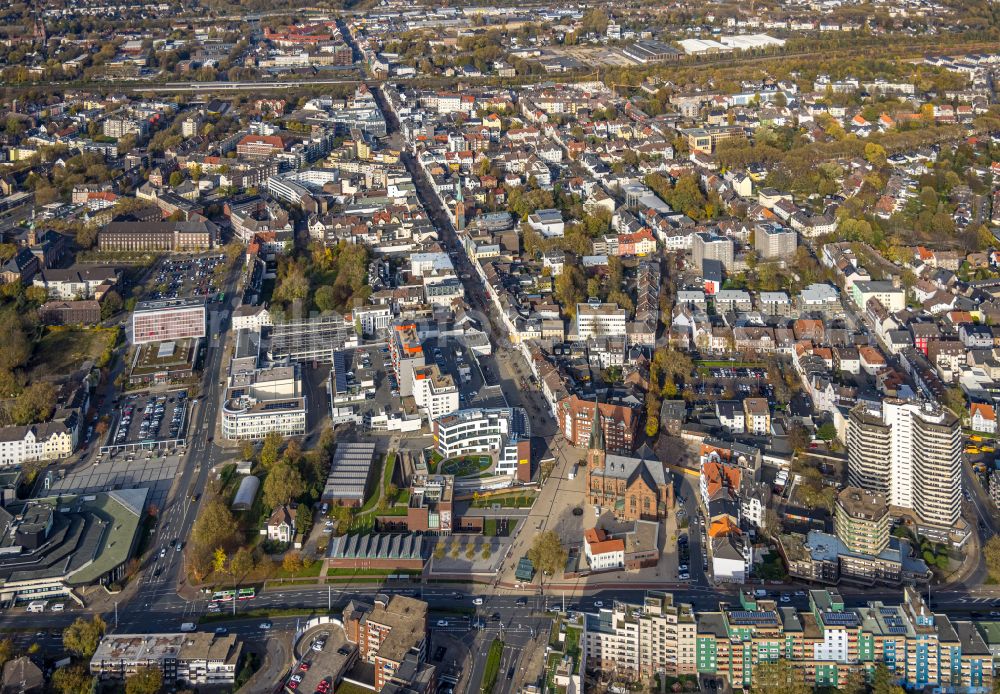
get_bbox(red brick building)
[343,595,429,691]
[558,395,638,454]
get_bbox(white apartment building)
[354,306,392,337]
[231,305,273,332]
[0,422,75,467]
[583,593,697,679]
[850,280,905,312]
[33,266,119,300]
[575,302,627,340]
[221,365,307,440]
[90,632,242,686]
[847,399,961,531]
[411,365,460,423]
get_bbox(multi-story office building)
[411,365,459,422]
[90,632,242,687]
[389,323,425,398]
[753,222,797,259]
[221,365,306,440]
[432,408,531,481]
[131,298,206,345]
[98,221,216,252]
[847,400,961,532]
[574,302,628,340]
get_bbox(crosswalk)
[952,596,1000,605]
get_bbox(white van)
[26,601,46,613]
[51,603,65,612]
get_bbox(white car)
[678,572,690,580]
[780,595,791,603]
[593,601,604,608]
[259,622,272,630]
[436,620,449,627]
[472,598,484,605]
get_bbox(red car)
[288,681,299,690]
[315,681,331,694]
[299,662,311,672]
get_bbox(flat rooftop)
[134,297,206,312]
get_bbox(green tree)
[126,666,163,694]
[864,142,887,167]
[263,462,305,509]
[751,658,810,694]
[51,664,95,694]
[101,290,124,320]
[63,615,106,658]
[872,663,905,694]
[191,498,240,555]
[24,285,47,305]
[788,423,811,453]
[527,530,567,579]
[0,319,31,371]
[10,382,57,425]
[984,536,1000,583]
[313,285,337,312]
[942,387,966,418]
[273,265,310,305]
[229,546,255,581]
[260,431,283,469]
[0,639,12,668]
[168,171,184,187]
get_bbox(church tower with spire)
[587,400,606,472]
[454,180,466,232]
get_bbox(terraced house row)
[583,588,994,690]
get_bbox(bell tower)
[587,400,606,471]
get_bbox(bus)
[237,588,255,601]
[212,590,236,602]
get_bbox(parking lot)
[146,254,226,302]
[287,626,356,693]
[107,392,190,449]
[689,366,776,404]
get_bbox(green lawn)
[272,560,324,579]
[442,455,492,477]
[382,452,397,494]
[325,568,420,576]
[481,638,503,694]
[358,453,395,514]
[30,327,116,377]
[471,492,537,508]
